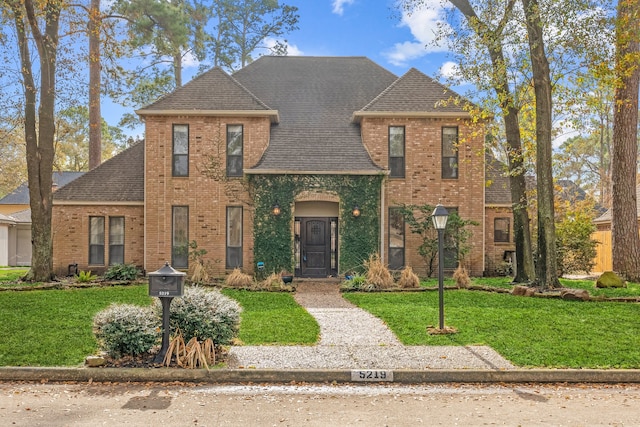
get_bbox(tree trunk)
[449,0,535,283]
[611,0,640,280]
[173,52,183,87]
[521,0,560,288]
[89,0,102,170]
[12,0,61,282]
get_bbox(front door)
[299,217,336,278]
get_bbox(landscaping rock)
[596,271,626,288]
[560,288,590,301]
[85,355,106,367]
[512,285,536,297]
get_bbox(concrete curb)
[2,367,640,384]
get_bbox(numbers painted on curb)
[351,370,393,382]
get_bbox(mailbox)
[148,262,186,297]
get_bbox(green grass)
[222,289,319,345]
[0,268,29,283]
[343,290,640,368]
[0,285,151,366]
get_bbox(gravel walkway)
[227,282,514,370]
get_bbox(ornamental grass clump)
[155,286,241,345]
[397,266,421,289]
[365,253,394,290]
[224,268,255,288]
[93,304,159,358]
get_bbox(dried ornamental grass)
[398,266,420,289]
[260,272,285,290]
[453,265,471,288]
[163,332,215,369]
[224,268,254,288]
[365,253,394,290]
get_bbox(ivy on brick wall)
[249,174,384,275]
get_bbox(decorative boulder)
[596,271,627,288]
[561,288,590,301]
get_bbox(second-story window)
[172,124,189,177]
[442,126,458,179]
[227,124,243,177]
[389,126,405,178]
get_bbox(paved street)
[2,381,640,426]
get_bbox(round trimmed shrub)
[154,286,242,345]
[93,304,159,358]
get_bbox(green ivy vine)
[249,174,384,276]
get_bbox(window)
[227,124,243,177]
[442,127,458,179]
[226,206,243,268]
[173,124,189,177]
[388,208,405,270]
[172,206,189,268]
[89,216,105,265]
[494,218,511,243]
[109,217,125,265]
[389,126,405,178]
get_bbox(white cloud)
[383,2,449,66]
[439,61,459,79]
[181,51,200,68]
[332,0,355,16]
[263,37,304,56]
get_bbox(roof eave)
[244,169,388,176]
[352,111,472,123]
[135,109,280,124]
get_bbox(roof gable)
[359,68,471,116]
[136,67,274,115]
[53,142,144,203]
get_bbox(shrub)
[103,263,142,281]
[341,274,375,291]
[154,286,241,345]
[453,265,471,288]
[93,304,159,358]
[76,270,97,283]
[398,266,420,289]
[365,253,394,289]
[224,268,254,288]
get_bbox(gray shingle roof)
[485,153,512,205]
[0,172,84,205]
[137,67,273,113]
[233,56,398,173]
[594,186,640,223]
[360,68,471,114]
[53,142,144,202]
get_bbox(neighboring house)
[52,56,488,278]
[592,186,640,272]
[0,171,84,266]
[484,154,516,275]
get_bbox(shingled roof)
[137,67,277,121]
[485,153,512,205]
[53,142,144,203]
[232,56,398,173]
[0,171,84,205]
[357,68,471,116]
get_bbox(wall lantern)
[431,203,449,331]
[352,205,361,218]
[272,202,281,216]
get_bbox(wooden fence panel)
[591,230,612,273]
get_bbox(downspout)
[380,177,385,261]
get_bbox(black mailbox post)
[148,262,185,363]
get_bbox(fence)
[591,230,612,273]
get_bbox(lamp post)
[432,204,449,330]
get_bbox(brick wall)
[143,115,270,275]
[52,204,144,276]
[361,117,486,277]
[484,206,516,274]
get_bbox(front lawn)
[343,289,640,368]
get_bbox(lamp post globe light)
[431,204,449,331]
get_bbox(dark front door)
[300,218,332,278]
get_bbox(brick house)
[52,56,492,278]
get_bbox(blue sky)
[111,0,455,137]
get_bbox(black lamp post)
[432,204,449,330]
